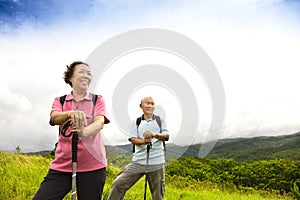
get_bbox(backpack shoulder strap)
[56,95,67,137]
[91,94,98,106]
[59,95,67,106]
[136,116,142,128]
[132,116,142,153]
[155,115,166,152]
[155,115,162,133]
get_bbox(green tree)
[15,146,21,154]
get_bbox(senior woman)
[33,61,110,200]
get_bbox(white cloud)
[0,82,32,112]
[0,80,58,152]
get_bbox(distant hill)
[25,132,300,162]
[186,132,300,161]
[106,132,300,162]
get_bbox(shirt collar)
[66,92,91,101]
[141,114,156,121]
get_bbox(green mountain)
[106,132,300,162]
[185,132,300,161]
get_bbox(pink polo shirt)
[50,92,110,172]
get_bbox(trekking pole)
[72,133,78,200]
[144,143,151,200]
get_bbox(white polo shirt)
[129,115,168,165]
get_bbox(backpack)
[132,115,166,153]
[59,94,98,137]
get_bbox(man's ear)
[139,103,142,108]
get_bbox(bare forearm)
[79,116,104,137]
[153,133,169,141]
[130,137,151,145]
[50,111,70,125]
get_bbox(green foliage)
[48,147,56,158]
[107,154,131,169]
[291,181,300,200]
[166,157,300,194]
[15,146,21,154]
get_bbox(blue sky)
[1,0,300,153]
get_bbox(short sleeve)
[51,97,63,113]
[160,118,169,134]
[94,95,110,124]
[49,97,63,126]
[128,120,138,141]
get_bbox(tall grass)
[0,152,294,200]
[0,152,51,199]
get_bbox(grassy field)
[0,152,294,200]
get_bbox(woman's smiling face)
[70,63,93,91]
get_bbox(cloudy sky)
[0,0,300,153]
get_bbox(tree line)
[166,157,300,195]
